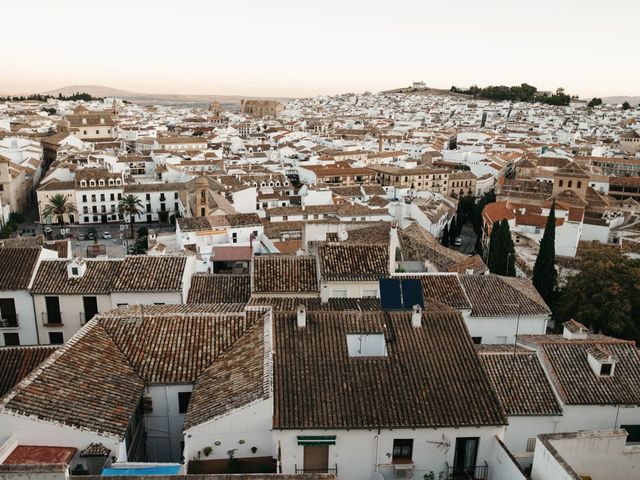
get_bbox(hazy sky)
[2,0,638,98]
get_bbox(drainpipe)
[374,430,380,472]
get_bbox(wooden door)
[303,445,328,471]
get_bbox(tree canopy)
[450,83,571,106]
[587,97,603,108]
[555,247,640,343]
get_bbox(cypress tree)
[502,220,516,277]
[442,224,450,247]
[449,218,457,245]
[533,201,557,306]
[487,221,503,273]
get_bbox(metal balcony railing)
[294,465,337,475]
[0,314,19,328]
[41,312,62,326]
[445,461,488,480]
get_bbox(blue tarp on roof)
[102,465,181,476]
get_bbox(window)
[577,181,582,188]
[392,439,413,462]
[91,194,96,202]
[100,194,105,202]
[568,180,573,188]
[600,363,613,376]
[178,391,191,413]
[110,193,115,201]
[49,332,64,345]
[559,180,563,187]
[82,194,87,202]
[620,425,640,444]
[472,337,482,345]
[71,267,78,275]
[346,333,387,357]
[3,333,20,346]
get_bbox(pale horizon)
[2,0,639,99]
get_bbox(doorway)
[453,437,479,476]
[83,296,98,323]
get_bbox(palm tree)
[118,194,144,237]
[42,193,76,228]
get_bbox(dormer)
[67,257,87,279]
[81,118,87,125]
[100,118,105,124]
[562,319,589,340]
[89,179,96,187]
[98,179,105,187]
[108,179,114,186]
[587,346,617,377]
[80,180,87,188]
[346,333,387,357]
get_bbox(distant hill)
[602,96,640,106]
[39,85,293,106]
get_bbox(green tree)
[622,101,631,110]
[442,224,450,247]
[487,221,504,273]
[555,247,640,341]
[118,194,144,237]
[449,218,457,245]
[532,202,557,307]
[488,220,516,276]
[42,193,76,228]
[587,98,602,108]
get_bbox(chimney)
[389,221,399,274]
[411,304,423,328]
[296,304,306,328]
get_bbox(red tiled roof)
[3,446,77,465]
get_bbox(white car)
[454,236,463,246]
[102,232,112,240]
[44,226,53,234]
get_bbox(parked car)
[44,226,52,234]
[102,231,112,240]
[454,236,463,246]
[87,232,96,240]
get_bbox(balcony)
[41,312,63,326]
[294,465,337,475]
[0,314,19,328]
[445,461,488,480]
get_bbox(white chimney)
[296,304,306,328]
[411,304,422,328]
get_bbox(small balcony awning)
[297,435,336,446]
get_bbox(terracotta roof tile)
[479,350,562,416]
[187,274,251,304]
[252,256,318,294]
[0,248,40,290]
[274,309,506,428]
[318,244,389,281]
[0,346,58,397]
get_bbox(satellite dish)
[369,473,384,480]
